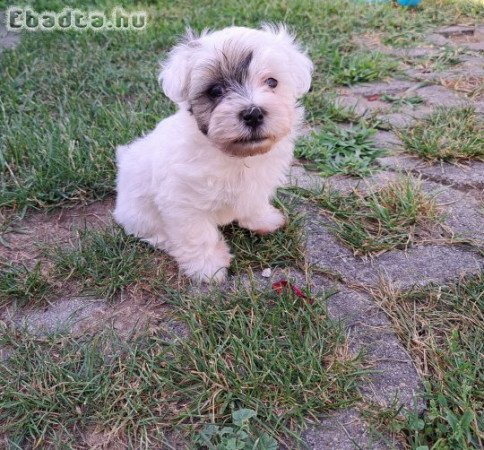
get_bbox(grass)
[0,198,303,305]
[0,226,171,306]
[295,122,384,177]
[381,94,425,108]
[416,45,467,72]
[304,94,361,124]
[1,0,483,209]
[0,262,50,307]
[0,282,363,448]
[399,107,484,162]
[306,176,442,255]
[223,197,305,273]
[48,226,172,300]
[328,50,399,86]
[193,408,278,449]
[370,274,483,449]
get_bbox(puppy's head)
[159,25,313,157]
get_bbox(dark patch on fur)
[189,46,254,135]
[231,51,253,86]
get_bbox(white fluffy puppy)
[114,25,312,282]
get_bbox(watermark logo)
[6,7,148,31]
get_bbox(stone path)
[293,24,483,449]
[1,19,483,449]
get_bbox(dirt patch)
[0,197,184,313]
[83,426,188,450]
[449,32,481,44]
[352,32,387,52]
[83,428,128,450]
[1,197,114,266]
[441,74,484,97]
[5,293,188,341]
[436,25,476,39]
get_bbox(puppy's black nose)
[240,106,264,128]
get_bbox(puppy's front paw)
[184,240,232,284]
[238,206,286,235]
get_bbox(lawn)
[0,284,364,448]
[0,0,483,448]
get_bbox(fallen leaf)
[272,279,313,304]
[365,94,380,101]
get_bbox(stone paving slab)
[425,33,450,47]
[327,287,423,412]
[304,205,483,290]
[2,296,187,340]
[303,409,400,450]
[377,155,484,194]
[405,26,484,87]
[423,180,484,242]
[334,80,424,119]
[372,131,403,151]
[375,86,469,129]
[341,81,417,98]
[405,62,484,85]
[414,84,469,107]
[288,164,325,191]
[352,33,440,60]
[335,80,469,129]
[375,112,419,130]
[431,24,483,44]
[288,164,399,195]
[435,25,484,52]
[436,25,476,38]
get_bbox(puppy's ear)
[159,29,201,105]
[262,24,313,98]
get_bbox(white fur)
[114,25,312,282]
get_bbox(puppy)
[114,25,312,282]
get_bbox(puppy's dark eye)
[207,84,224,98]
[266,78,278,88]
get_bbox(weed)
[304,94,361,125]
[418,46,467,72]
[380,94,424,108]
[308,176,442,255]
[295,122,384,177]
[398,107,484,162]
[193,408,278,449]
[328,51,399,86]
